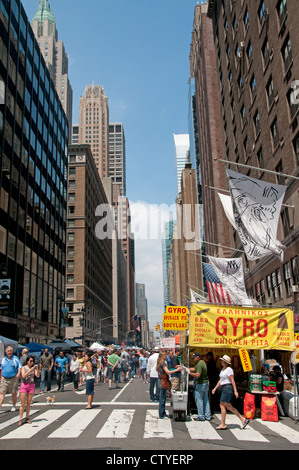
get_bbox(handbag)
[159,371,171,390]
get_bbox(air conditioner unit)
[240,42,245,48]
[238,52,242,58]
[292,285,299,293]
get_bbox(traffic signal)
[155,324,159,331]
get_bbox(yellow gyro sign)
[239,348,253,372]
[163,306,188,331]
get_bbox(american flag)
[202,262,232,305]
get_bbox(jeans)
[56,371,66,391]
[40,369,52,392]
[194,381,211,420]
[73,372,79,390]
[149,377,161,401]
[159,385,167,418]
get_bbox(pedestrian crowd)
[0,344,259,430]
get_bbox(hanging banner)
[226,169,286,261]
[189,304,294,351]
[163,306,188,331]
[239,348,253,372]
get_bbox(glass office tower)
[0,0,68,343]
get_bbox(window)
[258,1,267,27]
[293,133,299,165]
[254,110,261,136]
[257,147,264,169]
[246,41,253,62]
[266,77,275,108]
[291,257,299,285]
[271,118,279,149]
[282,36,292,72]
[276,269,282,300]
[243,8,249,31]
[250,75,257,100]
[281,207,291,238]
[262,37,270,66]
[287,87,299,120]
[277,0,287,26]
[66,288,74,298]
[284,262,292,296]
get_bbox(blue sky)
[22,0,200,329]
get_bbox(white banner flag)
[218,193,237,230]
[190,288,206,304]
[208,256,257,307]
[226,169,286,261]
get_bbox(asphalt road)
[0,374,299,458]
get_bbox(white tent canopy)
[89,342,106,351]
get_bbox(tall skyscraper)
[64,144,113,345]
[31,0,73,134]
[135,283,148,320]
[206,0,299,316]
[173,134,190,195]
[0,0,68,343]
[162,220,174,309]
[78,83,109,179]
[108,122,126,206]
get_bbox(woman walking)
[82,353,95,409]
[18,356,40,426]
[156,352,182,420]
[212,355,249,430]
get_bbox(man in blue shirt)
[54,351,68,392]
[0,346,22,411]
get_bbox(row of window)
[254,256,298,303]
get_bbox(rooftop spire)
[33,0,55,24]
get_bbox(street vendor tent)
[47,339,71,352]
[89,341,106,351]
[19,342,53,353]
[64,339,81,348]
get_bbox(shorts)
[0,375,19,394]
[220,384,234,404]
[107,368,118,380]
[86,378,95,395]
[171,377,180,391]
[20,382,35,394]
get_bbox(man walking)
[147,347,160,402]
[0,346,22,411]
[188,352,211,421]
[39,348,54,393]
[107,349,119,390]
[54,351,68,392]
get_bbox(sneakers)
[10,406,17,412]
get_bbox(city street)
[0,374,299,454]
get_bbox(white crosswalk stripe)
[144,409,173,439]
[97,409,134,438]
[214,413,269,442]
[0,409,69,439]
[49,409,101,438]
[0,407,298,444]
[186,417,223,440]
[255,418,299,444]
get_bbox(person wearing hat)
[212,355,249,430]
[188,352,211,422]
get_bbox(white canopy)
[89,342,106,351]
